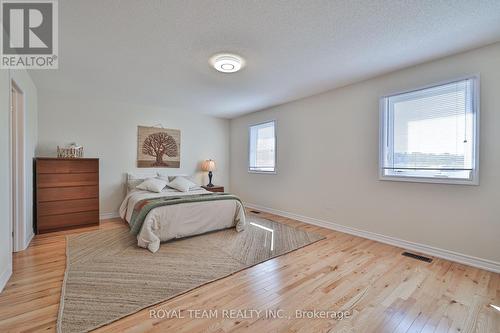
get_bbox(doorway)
[10,80,25,252]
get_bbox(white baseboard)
[13,231,34,253]
[245,203,500,274]
[23,232,34,250]
[0,262,12,293]
[100,212,120,220]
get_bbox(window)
[380,77,479,184]
[249,121,276,173]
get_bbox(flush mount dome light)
[210,53,245,73]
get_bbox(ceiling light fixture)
[210,53,245,73]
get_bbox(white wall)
[0,68,37,292]
[230,43,500,265]
[0,69,12,291]
[37,92,230,216]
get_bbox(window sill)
[248,170,277,175]
[379,174,479,185]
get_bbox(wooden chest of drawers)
[35,158,99,233]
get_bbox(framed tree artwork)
[137,126,181,168]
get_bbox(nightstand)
[202,185,224,193]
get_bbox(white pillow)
[136,177,168,193]
[156,171,170,179]
[168,176,197,192]
[166,174,189,182]
[156,175,170,183]
[127,172,157,192]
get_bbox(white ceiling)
[30,0,500,118]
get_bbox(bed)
[119,182,246,253]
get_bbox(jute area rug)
[57,215,324,332]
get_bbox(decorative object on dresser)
[35,158,99,234]
[201,185,224,193]
[137,125,181,168]
[201,159,216,187]
[57,143,84,158]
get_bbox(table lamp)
[201,159,216,187]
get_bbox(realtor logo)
[1,0,58,69]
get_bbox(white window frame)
[379,75,480,185]
[248,120,277,174]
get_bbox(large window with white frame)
[380,76,479,184]
[249,121,276,173]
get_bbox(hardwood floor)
[0,210,498,332]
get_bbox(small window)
[380,77,479,184]
[249,121,276,173]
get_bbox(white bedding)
[119,188,246,253]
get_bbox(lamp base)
[206,171,214,187]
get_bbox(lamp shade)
[201,159,216,172]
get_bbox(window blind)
[249,121,276,172]
[382,78,476,180]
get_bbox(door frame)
[9,79,26,253]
